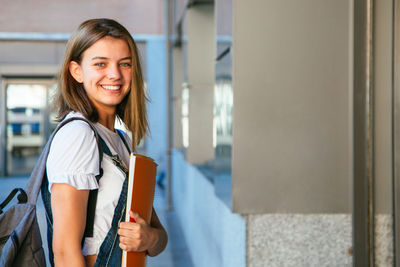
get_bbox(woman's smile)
[101,84,122,91]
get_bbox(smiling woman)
[41,18,167,267]
[55,18,148,148]
[68,36,133,117]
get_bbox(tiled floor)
[0,176,194,267]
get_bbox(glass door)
[3,79,56,176]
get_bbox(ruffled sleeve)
[46,119,100,192]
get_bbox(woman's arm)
[147,208,168,256]
[51,184,89,267]
[118,208,168,257]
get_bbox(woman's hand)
[118,209,168,256]
[118,211,158,252]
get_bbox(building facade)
[168,0,397,266]
[0,0,398,266]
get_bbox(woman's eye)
[120,62,132,67]
[94,62,105,67]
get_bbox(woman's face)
[69,36,132,114]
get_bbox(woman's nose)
[107,65,121,80]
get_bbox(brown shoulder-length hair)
[55,18,148,151]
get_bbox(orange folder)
[121,153,157,267]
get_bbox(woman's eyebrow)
[90,56,131,61]
[91,56,109,60]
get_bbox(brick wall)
[0,0,163,34]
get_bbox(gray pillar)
[0,76,5,176]
[173,47,184,149]
[232,0,353,265]
[232,0,351,214]
[373,0,394,264]
[186,5,215,164]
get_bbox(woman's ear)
[69,61,83,83]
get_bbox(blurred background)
[0,0,399,266]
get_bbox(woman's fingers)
[130,211,146,223]
[119,222,140,231]
[119,213,146,229]
[119,235,147,252]
[118,216,156,252]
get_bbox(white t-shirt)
[46,112,132,256]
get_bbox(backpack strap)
[26,117,103,203]
[24,117,103,205]
[26,116,108,239]
[0,188,28,214]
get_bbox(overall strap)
[25,117,103,205]
[86,130,128,237]
[116,129,132,154]
[98,136,113,157]
[85,134,108,237]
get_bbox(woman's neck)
[97,112,116,132]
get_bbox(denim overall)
[41,118,131,267]
[93,130,130,267]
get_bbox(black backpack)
[0,117,104,267]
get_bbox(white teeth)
[102,85,121,90]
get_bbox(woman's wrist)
[147,227,161,256]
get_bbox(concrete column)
[232,0,351,214]
[232,0,353,265]
[186,5,215,164]
[374,0,394,264]
[0,76,5,176]
[173,47,184,149]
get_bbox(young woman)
[43,18,167,266]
